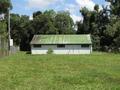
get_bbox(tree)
[0,20,7,38]
[77,1,120,52]
[43,10,58,34]
[55,11,74,34]
[106,0,120,16]
[33,11,42,19]
[80,7,91,34]
[33,14,58,34]
[76,21,84,34]
[44,10,56,19]
[77,7,101,50]
[104,16,120,52]
[10,14,21,45]
[77,5,110,51]
[0,0,12,14]
[0,0,12,51]
[94,4,99,12]
[10,10,75,51]
[103,0,120,52]
[32,10,75,35]
[10,13,32,50]
[0,20,7,51]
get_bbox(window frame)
[33,44,42,48]
[81,44,90,48]
[57,44,65,48]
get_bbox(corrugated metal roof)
[31,35,92,44]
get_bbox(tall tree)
[32,12,58,34]
[0,0,12,14]
[0,20,7,38]
[33,11,42,19]
[77,5,110,51]
[0,0,12,40]
[104,0,120,52]
[10,10,75,51]
[80,7,91,34]
[10,14,21,45]
[55,11,74,34]
[106,0,120,16]
[10,14,32,50]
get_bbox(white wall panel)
[31,45,92,54]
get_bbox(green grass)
[0,52,120,90]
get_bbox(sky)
[11,0,107,22]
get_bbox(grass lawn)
[0,52,120,90]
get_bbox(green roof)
[31,35,92,44]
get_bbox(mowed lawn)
[0,52,120,90]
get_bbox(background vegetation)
[0,0,120,52]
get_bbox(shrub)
[47,48,53,54]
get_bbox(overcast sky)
[11,0,107,22]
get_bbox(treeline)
[10,10,75,50]
[0,0,120,52]
[77,0,120,52]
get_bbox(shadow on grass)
[26,51,31,54]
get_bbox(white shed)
[31,35,92,54]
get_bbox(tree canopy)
[0,0,12,14]
[9,10,75,50]
[77,0,120,52]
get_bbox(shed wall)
[31,45,92,54]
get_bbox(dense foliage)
[0,0,12,14]
[0,20,7,38]
[0,0,120,52]
[0,0,12,36]
[10,10,74,50]
[77,0,120,52]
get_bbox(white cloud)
[70,14,83,23]
[104,2,110,9]
[28,0,57,8]
[27,0,97,23]
[65,4,78,14]
[76,0,95,10]
[29,15,33,20]
[0,14,4,20]
[64,4,82,23]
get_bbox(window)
[57,44,65,48]
[33,44,41,48]
[81,44,89,48]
